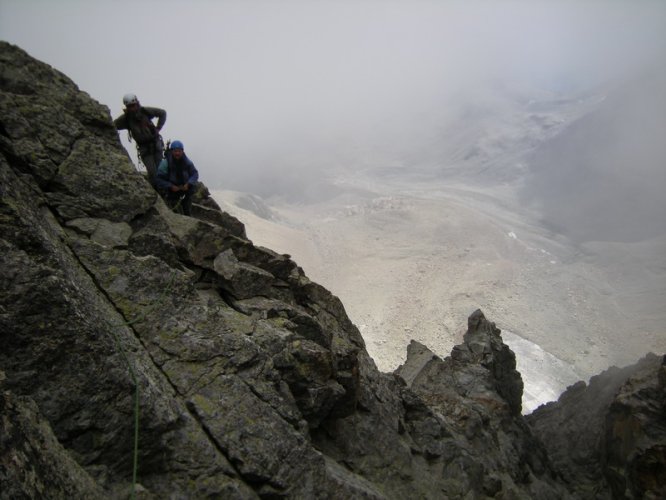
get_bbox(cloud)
[522,65,666,243]
[2,0,665,193]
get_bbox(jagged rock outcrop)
[527,354,666,499]
[1,41,664,499]
[392,311,562,498]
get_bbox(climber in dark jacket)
[156,140,199,216]
[113,93,166,187]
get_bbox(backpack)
[125,107,159,145]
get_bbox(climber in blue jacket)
[156,140,199,216]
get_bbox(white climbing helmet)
[122,93,139,106]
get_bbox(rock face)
[390,311,563,498]
[1,41,664,499]
[0,384,105,499]
[527,354,666,499]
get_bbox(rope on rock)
[106,272,178,500]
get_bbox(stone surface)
[392,311,565,498]
[66,217,133,248]
[0,386,105,500]
[1,41,664,499]
[528,353,666,499]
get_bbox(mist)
[2,0,665,196]
[522,65,666,243]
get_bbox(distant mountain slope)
[521,67,666,243]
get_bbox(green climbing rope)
[106,271,178,499]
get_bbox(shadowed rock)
[0,386,105,499]
[528,353,666,499]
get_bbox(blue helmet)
[171,140,184,150]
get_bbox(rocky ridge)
[1,42,664,499]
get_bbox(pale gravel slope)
[211,182,665,412]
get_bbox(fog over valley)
[3,0,665,411]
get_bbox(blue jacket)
[156,153,199,190]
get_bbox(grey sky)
[1,0,665,191]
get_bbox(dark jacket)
[156,153,199,190]
[113,106,166,145]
